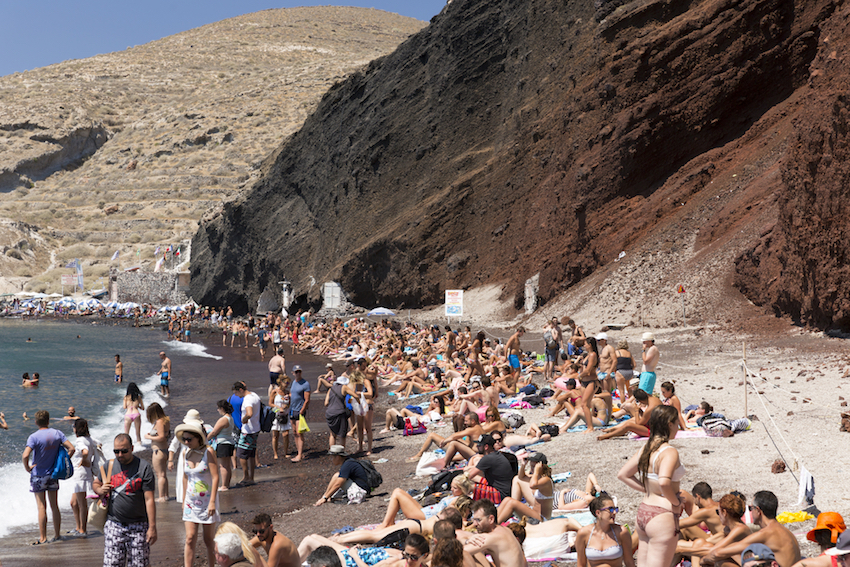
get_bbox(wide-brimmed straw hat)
[174,421,207,445]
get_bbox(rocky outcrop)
[734,6,850,330]
[192,0,835,313]
[0,124,110,191]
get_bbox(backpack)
[503,412,525,430]
[356,459,383,491]
[51,444,74,480]
[544,330,558,350]
[259,402,276,433]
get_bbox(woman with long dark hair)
[207,399,237,490]
[618,405,685,566]
[69,418,97,536]
[578,337,599,433]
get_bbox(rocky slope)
[192,0,841,331]
[0,7,425,294]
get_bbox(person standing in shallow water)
[159,351,172,398]
[23,409,76,544]
[115,354,123,384]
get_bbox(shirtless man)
[679,482,723,541]
[158,351,171,398]
[61,407,80,421]
[596,388,660,440]
[596,332,617,393]
[505,327,525,387]
[462,499,528,567]
[407,412,484,463]
[639,331,660,394]
[115,354,124,383]
[702,491,801,567]
[250,513,300,567]
[268,347,286,402]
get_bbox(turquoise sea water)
[0,318,221,537]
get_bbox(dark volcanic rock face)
[735,6,850,330]
[192,0,834,313]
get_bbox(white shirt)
[241,391,262,434]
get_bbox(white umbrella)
[367,307,396,317]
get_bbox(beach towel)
[629,429,710,440]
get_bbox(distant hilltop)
[192,0,850,333]
[0,6,426,295]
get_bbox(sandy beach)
[2,317,846,566]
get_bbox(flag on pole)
[175,246,181,257]
[154,246,161,256]
[64,259,78,269]
[165,245,172,253]
[155,256,164,272]
[111,250,119,261]
[74,258,84,289]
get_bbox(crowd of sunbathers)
[231,315,829,567]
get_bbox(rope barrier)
[743,361,802,468]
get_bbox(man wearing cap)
[639,332,659,394]
[289,366,310,463]
[740,544,779,567]
[466,434,514,504]
[314,446,370,506]
[703,491,800,567]
[596,332,617,393]
[232,382,261,485]
[93,433,157,566]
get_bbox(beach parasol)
[367,307,396,317]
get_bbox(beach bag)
[356,459,383,491]
[88,459,115,530]
[539,424,560,437]
[544,331,558,350]
[403,417,426,436]
[524,395,545,407]
[427,469,464,496]
[297,414,310,433]
[503,412,525,430]
[51,444,74,480]
[539,388,555,398]
[259,402,276,433]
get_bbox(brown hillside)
[192,0,840,331]
[0,7,425,293]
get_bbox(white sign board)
[445,290,463,317]
[61,274,77,286]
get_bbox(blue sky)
[0,1,446,77]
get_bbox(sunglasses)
[181,436,196,443]
[602,507,619,514]
[402,552,422,561]
[113,448,130,455]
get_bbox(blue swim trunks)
[161,372,169,386]
[342,547,389,567]
[508,354,521,369]
[638,371,657,394]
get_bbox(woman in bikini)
[123,382,145,444]
[660,381,688,431]
[496,453,554,523]
[614,339,636,402]
[378,475,474,529]
[144,402,171,502]
[578,337,600,433]
[575,493,635,567]
[618,405,685,567]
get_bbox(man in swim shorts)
[115,354,123,384]
[268,347,286,402]
[505,327,525,387]
[639,332,659,394]
[596,332,617,392]
[159,352,172,398]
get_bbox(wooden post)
[743,342,748,416]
